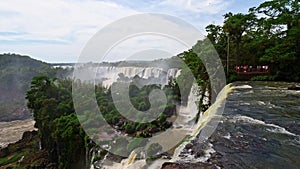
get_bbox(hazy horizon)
[0,0,265,63]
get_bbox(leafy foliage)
[206,0,300,82]
[25,76,180,168]
[26,77,86,169]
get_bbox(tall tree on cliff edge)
[223,12,257,65]
[26,76,87,169]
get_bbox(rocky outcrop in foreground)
[0,131,51,168]
[161,162,217,169]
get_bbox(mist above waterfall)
[74,56,184,88]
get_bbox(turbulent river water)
[0,119,36,148]
[99,81,300,169]
[1,81,299,169]
[175,81,300,169]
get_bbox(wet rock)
[161,162,218,169]
[185,143,193,149]
[189,149,194,154]
[287,84,300,90]
[22,130,38,141]
[161,162,180,169]
[178,154,187,158]
[105,152,125,163]
[0,130,51,168]
[194,150,205,158]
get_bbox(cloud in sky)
[159,0,230,14]
[0,0,136,41]
[0,0,137,62]
[0,0,264,62]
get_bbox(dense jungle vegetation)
[0,0,299,168]
[22,46,210,168]
[206,0,299,82]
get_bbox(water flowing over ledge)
[171,83,231,163]
[99,83,231,169]
[163,81,300,169]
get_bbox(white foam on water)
[257,100,281,109]
[257,101,266,105]
[197,143,216,163]
[265,86,277,90]
[223,133,231,140]
[0,143,6,148]
[240,102,251,106]
[174,143,216,164]
[231,115,297,136]
[266,125,296,136]
[232,85,253,89]
[101,151,147,169]
[170,84,233,165]
[148,159,170,169]
[216,165,222,169]
[245,90,254,94]
[261,137,267,141]
[230,115,265,125]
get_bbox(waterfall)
[74,63,180,88]
[128,151,137,164]
[39,140,42,150]
[86,141,96,169]
[85,66,179,87]
[86,146,89,169]
[84,65,210,168]
[99,83,203,169]
[171,84,232,163]
[89,149,96,169]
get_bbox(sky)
[0,0,265,63]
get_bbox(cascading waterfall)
[85,65,216,169]
[171,84,231,163]
[98,83,208,169]
[90,66,180,88]
[86,145,91,169]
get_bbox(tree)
[223,12,256,65]
[52,114,86,169]
[206,24,224,45]
[26,77,88,168]
[255,0,300,81]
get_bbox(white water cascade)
[78,65,215,169]
[75,65,180,88]
[99,84,203,169]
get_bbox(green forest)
[0,0,299,168]
[0,46,210,168]
[206,0,299,82]
[24,76,177,168]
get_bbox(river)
[173,81,300,169]
[0,119,36,148]
[1,81,299,168]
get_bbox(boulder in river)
[287,84,300,90]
